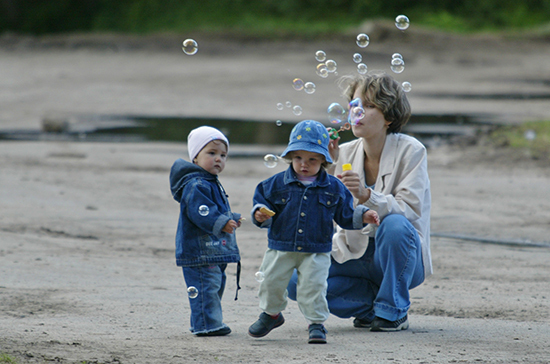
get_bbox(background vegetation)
[1,0,550,36]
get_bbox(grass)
[489,120,550,160]
[0,354,17,364]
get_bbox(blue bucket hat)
[281,120,333,164]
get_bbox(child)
[248,120,379,344]
[169,126,242,336]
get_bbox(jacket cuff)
[353,205,369,229]
[213,214,231,238]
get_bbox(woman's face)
[350,88,391,140]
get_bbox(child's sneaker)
[308,323,327,344]
[248,312,285,338]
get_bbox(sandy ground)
[1,27,550,363]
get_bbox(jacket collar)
[283,165,331,187]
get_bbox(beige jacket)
[331,133,433,278]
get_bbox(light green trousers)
[258,249,331,324]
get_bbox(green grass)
[0,353,18,364]
[489,120,550,160]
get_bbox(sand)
[1,28,549,363]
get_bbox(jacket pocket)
[318,193,339,210]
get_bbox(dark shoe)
[248,312,285,338]
[308,323,327,344]
[370,315,409,332]
[195,326,231,336]
[353,317,373,328]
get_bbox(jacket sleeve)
[365,142,429,222]
[181,180,232,239]
[250,181,274,228]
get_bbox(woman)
[288,71,432,332]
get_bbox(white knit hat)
[187,126,229,161]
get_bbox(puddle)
[0,113,496,149]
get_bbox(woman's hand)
[327,128,340,163]
[337,170,371,204]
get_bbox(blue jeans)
[182,264,228,334]
[288,214,424,322]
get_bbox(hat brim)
[280,141,333,164]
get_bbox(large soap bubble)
[187,286,199,299]
[327,103,347,124]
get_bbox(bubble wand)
[328,123,351,140]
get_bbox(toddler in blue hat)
[248,120,379,344]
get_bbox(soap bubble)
[182,39,198,55]
[285,101,292,108]
[356,33,370,48]
[255,271,265,282]
[292,105,303,116]
[264,154,278,168]
[402,81,412,92]
[316,63,329,78]
[357,63,368,75]
[391,57,405,74]
[293,78,304,91]
[524,129,536,141]
[325,60,337,73]
[395,15,410,30]
[187,286,199,299]
[327,103,347,124]
[276,103,284,110]
[353,53,362,63]
[392,53,403,60]
[350,107,365,125]
[198,205,210,216]
[304,82,316,94]
[315,50,327,62]
[276,120,283,127]
[348,98,365,125]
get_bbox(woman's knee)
[377,214,414,242]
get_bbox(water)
[0,113,501,149]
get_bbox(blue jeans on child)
[287,214,425,322]
[182,264,229,334]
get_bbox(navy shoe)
[370,315,409,332]
[248,312,285,338]
[195,326,231,336]
[353,317,373,328]
[308,323,327,344]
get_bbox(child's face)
[291,150,324,178]
[193,140,227,175]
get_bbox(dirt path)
[1,30,550,363]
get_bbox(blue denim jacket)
[170,158,240,267]
[252,166,368,253]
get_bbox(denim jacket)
[170,158,240,267]
[252,166,368,253]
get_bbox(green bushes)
[1,0,549,35]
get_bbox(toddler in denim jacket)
[248,120,379,344]
[170,126,241,336]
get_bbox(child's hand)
[363,210,380,226]
[222,220,238,234]
[254,209,272,223]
